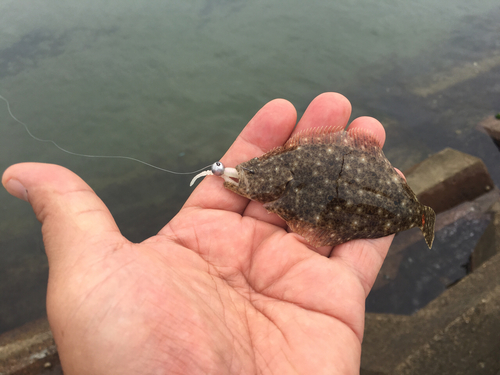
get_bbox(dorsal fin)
[283,126,382,150]
[256,126,383,162]
[347,127,383,149]
[283,126,345,148]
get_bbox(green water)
[1,0,499,332]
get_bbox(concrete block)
[0,318,61,375]
[394,289,500,375]
[364,148,500,374]
[481,116,500,144]
[405,148,494,214]
[471,199,500,270]
[362,249,500,375]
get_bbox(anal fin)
[287,220,344,248]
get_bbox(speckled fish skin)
[224,126,436,248]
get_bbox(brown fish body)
[224,127,436,248]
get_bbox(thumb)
[2,162,124,270]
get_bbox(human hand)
[2,93,393,375]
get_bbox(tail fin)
[420,205,436,249]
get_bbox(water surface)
[1,0,499,332]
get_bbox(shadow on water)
[0,30,68,79]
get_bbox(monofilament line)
[0,95,211,175]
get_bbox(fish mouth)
[221,167,239,186]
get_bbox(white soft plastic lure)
[190,161,238,187]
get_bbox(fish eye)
[286,179,303,191]
[241,167,255,174]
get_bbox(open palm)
[3,93,393,375]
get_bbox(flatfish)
[192,126,436,248]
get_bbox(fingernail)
[5,179,28,202]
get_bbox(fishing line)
[0,95,211,175]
